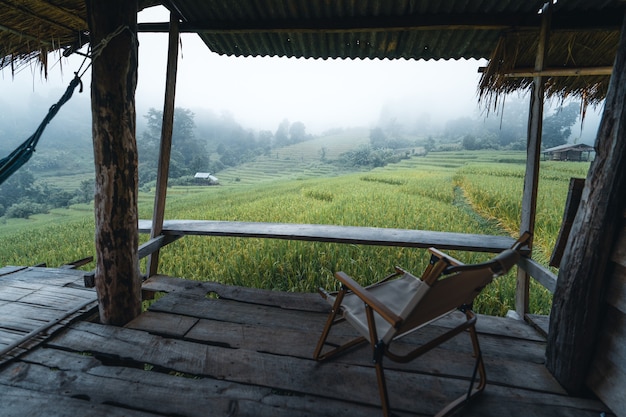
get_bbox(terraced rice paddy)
[0,149,591,316]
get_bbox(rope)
[0,24,133,186]
[0,74,82,186]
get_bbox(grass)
[0,149,591,317]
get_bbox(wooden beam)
[138,234,181,260]
[87,0,140,326]
[147,12,180,277]
[516,1,551,319]
[137,220,515,253]
[504,66,613,77]
[547,11,626,394]
[136,9,624,34]
[478,66,613,77]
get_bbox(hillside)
[215,128,370,184]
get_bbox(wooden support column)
[87,0,141,325]
[547,11,626,394]
[147,13,180,277]
[515,2,551,319]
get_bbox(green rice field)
[0,149,591,316]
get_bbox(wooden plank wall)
[587,211,626,417]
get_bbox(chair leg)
[314,288,366,361]
[434,322,487,417]
[373,342,391,417]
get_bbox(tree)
[370,127,387,149]
[137,107,207,184]
[289,121,307,143]
[542,102,580,149]
[274,119,290,146]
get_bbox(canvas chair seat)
[313,232,531,417]
[327,270,429,345]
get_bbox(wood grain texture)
[87,0,141,325]
[138,219,515,252]
[547,13,626,394]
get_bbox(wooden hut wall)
[586,210,626,416]
[546,12,626,417]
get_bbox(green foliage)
[542,103,580,149]
[5,202,48,218]
[0,149,584,317]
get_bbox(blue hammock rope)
[0,74,83,186]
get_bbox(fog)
[1,6,603,142]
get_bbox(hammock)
[0,75,82,186]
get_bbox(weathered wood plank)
[0,285,36,302]
[150,288,545,342]
[518,257,557,293]
[138,219,515,253]
[0,303,57,332]
[150,299,546,365]
[137,234,181,260]
[125,310,198,337]
[47,321,608,417]
[130,311,561,394]
[0,267,86,286]
[606,263,626,314]
[610,225,626,267]
[547,13,626,393]
[587,306,626,417]
[0,385,157,417]
[526,314,550,338]
[0,266,28,277]
[550,178,585,268]
[5,348,402,417]
[147,12,180,278]
[142,274,330,312]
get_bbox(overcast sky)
[1,5,602,138]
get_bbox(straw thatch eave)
[0,0,88,74]
[0,0,159,76]
[478,28,620,110]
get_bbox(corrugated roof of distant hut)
[1,0,623,108]
[543,143,596,154]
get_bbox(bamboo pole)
[515,2,551,319]
[147,12,180,277]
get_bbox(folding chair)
[313,233,531,417]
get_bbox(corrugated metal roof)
[165,0,624,60]
[1,0,623,102]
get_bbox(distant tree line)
[338,126,420,168]
[137,108,312,188]
[373,99,582,153]
[0,106,315,218]
[443,101,581,151]
[0,170,93,219]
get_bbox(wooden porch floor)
[0,267,614,417]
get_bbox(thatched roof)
[1,0,624,104]
[0,1,88,75]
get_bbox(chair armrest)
[428,247,465,266]
[335,271,403,328]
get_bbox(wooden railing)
[137,220,557,314]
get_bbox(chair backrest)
[393,248,522,339]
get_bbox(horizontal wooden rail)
[518,257,557,294]
[138,220,556,296]
[138,220,515,253]
[138,234,182,260]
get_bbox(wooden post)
[147,12,180,277]
[87,0,141,325]
[546,12,626,394]
[515,2,551,319]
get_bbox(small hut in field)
[2,1,626,416]
[543,143,595,161]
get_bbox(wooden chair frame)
[313,233,530,417]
